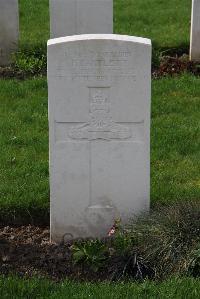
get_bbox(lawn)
[0,74,199,224]
[114,0,191,50]
[151,74,200,203]
[19,0,191,51]
[1,276,200,299]
[0,79,48,224]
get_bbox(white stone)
[49,0,113,38]
[190,0,200,61]
[0,0,19,66]
[48,34,151,242]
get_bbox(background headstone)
[0,0,19,66]
[190,0,200,61]
[49,0,113,38]
[48,34,151,242]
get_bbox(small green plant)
[72,239,108,272]
[13,49,47,76]
[110,229,135,255]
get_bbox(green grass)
[114,0,191,51]
[0,74,199,223]
[151,74,200,203]
[19,0,49,50]
[0,276,200,299]
[18,0,191,51]
[0,79,49,224]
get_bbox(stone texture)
[48,34,151,242]
[49,0,113,38]
[0,0,19,66]
[190,0,200,61]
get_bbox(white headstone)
[48,34,151,242]
[190,0,200,61]
[0,0,19,66]
[49,0,113,38]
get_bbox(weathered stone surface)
[49,0,113,38]
[190,0,200,61]
[0,0,19,66]
[48,34,151,242]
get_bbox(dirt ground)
[0,225,76,281]
[0,225,117,281]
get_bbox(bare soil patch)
[153,55,200,78]
[0,225,113,281]
[0,226,78,281]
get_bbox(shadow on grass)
[0,206,49,227]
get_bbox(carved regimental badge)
[69,87,132,141]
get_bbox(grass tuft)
[118,199,200,279]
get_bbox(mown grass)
[0,79,48,224]
[114,0,191,51]
[151,74,200,203]
[0,74,199,223]
[19,0,49,50]
[0,276,199,299]
[18,0,191,51]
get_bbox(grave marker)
[48,34,151,242]
[50,0,113,38]
[190,0,200,61]
[0,0,19,66]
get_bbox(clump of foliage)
[107,224,154,281]
[125,200,200,279]
[13,46,47,77]
[14,53,46,75]
[72,239,109,272]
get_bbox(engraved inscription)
[54,49,136,81]
[69,50,135,81]
[68,87,132,141]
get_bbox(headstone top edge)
[47,34,151,47]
